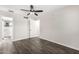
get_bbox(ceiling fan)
[21,5,43,16]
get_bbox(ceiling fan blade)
[24,16,28,19]
[34,10,43,12]
[34,13,38,16]
[8,9,14,13]
[27,13,30,15]
[20,9,30,12]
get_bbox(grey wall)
[40,6,79,50]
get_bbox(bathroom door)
[1,16,13,41]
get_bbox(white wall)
[14,17,40,41]
[13,14,29,41]
[40,6,79,50]
[0,10,40,41]
[0,11,13,41]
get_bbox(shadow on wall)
[40,5,79,50]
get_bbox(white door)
[29,18,40,38]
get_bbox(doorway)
[1,16,13,41]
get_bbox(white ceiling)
[0,5,66,16]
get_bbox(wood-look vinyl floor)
[13,37,79,54]
[0,37,79,54]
